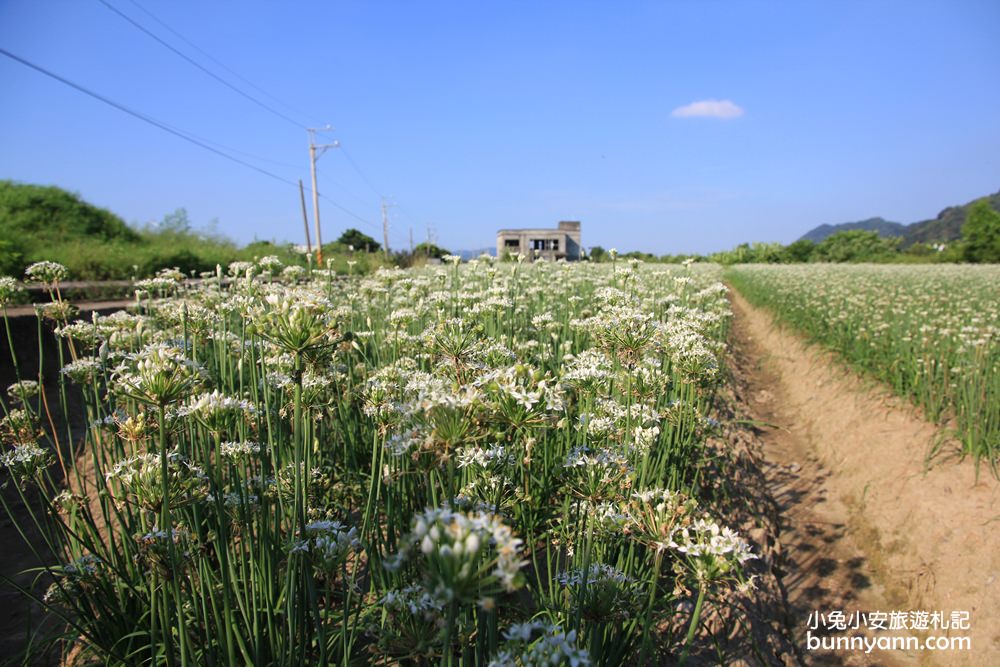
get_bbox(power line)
[92,3,399,236]
[99,0,430,244]
[321,196,403,241]
[317,193,382,232]
[124,0,323,127]
[339,145,383,199]
[341,145,432,247]
[96,0,304,130]
[187,133,300,171]
[1,47,299,186]
[0,47,382,234]
[314,166,379,209]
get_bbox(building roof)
[496,228,573,234]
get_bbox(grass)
[29,232,395,282]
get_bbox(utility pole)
[298,179,312,257]
[380,197,395,258]
[307,127,339,267]
[409,227,414,254]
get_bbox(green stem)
[679,586,706,666]
[637,550,663,665]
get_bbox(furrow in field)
[730,289,1000,666]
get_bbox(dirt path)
[729,290,1000,667]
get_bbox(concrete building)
[496,221,582,261]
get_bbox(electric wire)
[102,0,432,241]
[1,47,299,185]
[124,0,323,127]
[0,47,383,233]
[339,145,383,199]
[315,166,382,211]
[96,0,304,130]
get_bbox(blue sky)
[2,1,998,255]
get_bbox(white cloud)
[671,99,744,119]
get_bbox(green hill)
[0,180,238,279]
[0,180,139,248]
[0,181,393,280]
[799,190,1000,245]
[902,191,1000,246]
[799,217,906,243]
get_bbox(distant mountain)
[799,217,906,243]
[456,247,496,260]
[902,191,1000,246]
[799,190,1000,245]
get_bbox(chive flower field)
[0,257,772,666]
[727,264,1000,473]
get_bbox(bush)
[412,242,450,260]
[811,230,899,263]
[781,239,815,263]
[962,199,1000,263]
[335,228,380,253]
[0,237,26,276]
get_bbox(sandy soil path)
[729,289,1000,667]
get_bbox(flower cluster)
[61,358,103,384]
[43,555,104,607]
[251,289,344,353]
[1,443,53,484]
[489,621,591,667]
[386,506,526,601]
[111,343,206,406]
[105,452,208,511]
[557,563,644,622]
[6,380,39,404]
[25,261,69,285]
[669,517,757,584]
[134,525,194,577]
[220,440,261,460]
[0,275,23,305]
[181,390,255,433]
[1,409,39,446]
[289,519,361,575]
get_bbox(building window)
[530,239,561,251]
[504,238,520,248]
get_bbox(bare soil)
[729,290,1000,666]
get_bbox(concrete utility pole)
[380,197,395,258]
[307,127,339,266]
[409,227,414,254]
[298,179,312,257]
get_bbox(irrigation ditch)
[0,303,129,665]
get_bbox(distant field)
[727,263,1000,472]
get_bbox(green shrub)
[962,199,1000,263]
